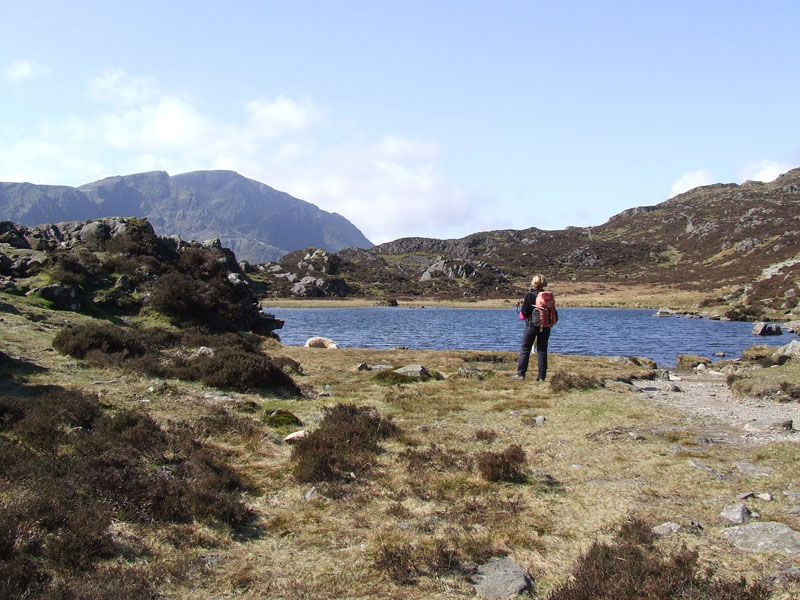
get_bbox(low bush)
[263,409,303,429]
[477,444,527,483]
[549,372,600,393]
[53,322,299,395]
[292,404,399,483]
[546,519,770,600]
[0,385,255,599]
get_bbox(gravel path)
[633,371,800,446]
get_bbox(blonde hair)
[530,274,547,289]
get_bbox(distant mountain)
[0,170,373,262]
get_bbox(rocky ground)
[634,371,799,446]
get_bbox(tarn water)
[264,306,796,368]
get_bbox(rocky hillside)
[0,170,373,263]
[0,217,282,335]
[256,168,800,319]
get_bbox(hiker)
[513,273,557,381]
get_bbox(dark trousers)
[517,324,550,380]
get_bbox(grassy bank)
[1,292,797,599]
[261,283,712,311]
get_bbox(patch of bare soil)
[634,371,800,446]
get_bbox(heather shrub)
[477,444,527,483]
[546,519,770,600]
[292,404,399,483]
[549,371,600,393]
[52,322,146,359]
[53,324,299,395]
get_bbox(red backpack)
[531,290,557,329]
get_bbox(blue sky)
[2,1,799,244]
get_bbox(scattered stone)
[670,385,683,393]
[534,415,546,427]
[738,492,755,500]
[720,504,757,524]
[394,364,430,378]
[735,461,774,478]
[788,506,800,515]
[353,362,371,371]
[723,522,800,555]
[652,522,682,536]
[147,380,167,394]
[304,486,318,502]
[628,431,646,441]
[284,430,307,444]
[371,364,393,371]
[196,346,215,356]
[473,557,534,599]
[714,352,726,357]
[755,493,773,501]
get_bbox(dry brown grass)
[1,291,798,599]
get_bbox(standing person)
[513,274,556,381]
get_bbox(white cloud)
[0,69,484,244]
[246,96,322,137]
[6,59,50,81]
[669,169,715,198]
[261,135,487,244]
[738,159,791,183]
[90,69,156,105]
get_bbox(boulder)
[37,282,82,311]
[304,336,339,349]
[473,557,534,599]
[723,522,800,555]
[283,430,307,444]
[775,340,800,359]
[394,365,430,378]
[652,522,682,536]
[720,503,757,524]
[752,322,782,336]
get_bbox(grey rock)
[775,340,800,358]
[353,362,371,371]
[371,364,393,371]
[394,365,430,378]
[304,486,318,502]
[755,493,773,501]
[720,503,757,523]
[652,522,682,536]
[723,522,800,555]
[473,557,534,599]
[752,322,782,336]
[38,282,82,311]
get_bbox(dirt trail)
[633,371,800,446]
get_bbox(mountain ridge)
[0,170,374,262]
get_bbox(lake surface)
[264,306,797,368]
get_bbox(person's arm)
[521,291,536,317]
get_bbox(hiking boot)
[510,374,525,380]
